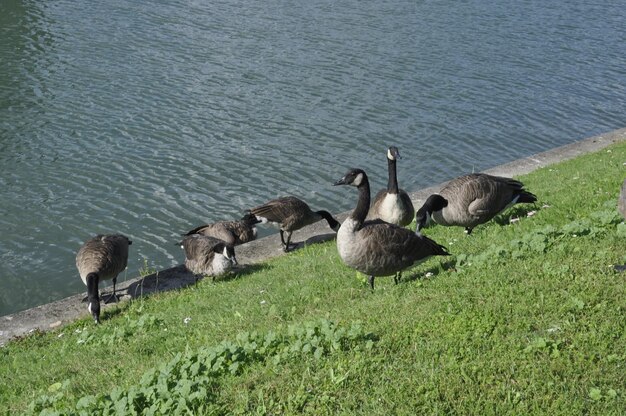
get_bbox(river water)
[1,0,625,316]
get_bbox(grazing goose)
[333,168,449,289]
[180,234,237,280]
[183,212,260,246]
[76,234,132,324]
[249,196,340,252]
[367,146,415,227]
[415,173,537,235]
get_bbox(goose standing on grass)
[180,234,237,281]
[333,168,449,289]
[183,212,260,246]
[367,146,415,227]
[415,173,537,235]
[249,196,340,252]
[76,234,132,324]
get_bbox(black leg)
[280,230,288,251]
[394,272,402,284]
[465,227,473,235]
[285,232,293,252]
[105,277,118,303]
[368,275,375,290]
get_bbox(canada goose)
[249,196,340,252]
[333,168,449,289]
[180,234,237,280]
[76,234,132,324]
[415,173,537,235]
[183,212,260,246]
[367,146,415,226]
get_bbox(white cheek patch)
[387,148,395,160]
[88,302,93,313]
[223,246,230,259]
[353,173,364,187]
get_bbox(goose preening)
[333,168,449,289]
[180,234,237,280]
[367,146,415,227]
[76,234,132,324]
[415,173,537,235]
[249,196,340,252]
[183,212,260,246]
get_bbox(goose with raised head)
[415,173,537,235]
[249,196,340,252]
[183,212,260,246]
[180,234,237,281]
[76,234,132,324]
[333,168,449,289]
[367,146,415,227]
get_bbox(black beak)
[333,177,347,186]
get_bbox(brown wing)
[356,222,448,276]
[184,222,236,245]
[181,234,223,261]
[250,196,311,223]
[442,174,519,219]
[76,234,130,282]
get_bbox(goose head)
[215,242,238,266]
[333,168,367,188]
[387,146,401,161]
[241,211,262,226]
[415,194,448,234]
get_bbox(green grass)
[1,142,625,415]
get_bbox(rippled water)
[1,0,625,316]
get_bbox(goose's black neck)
[316,210,340,231]
[86,272,100,302]
[352,174,371,225]
[387,157,399,194]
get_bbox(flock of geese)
[85,144,626,324]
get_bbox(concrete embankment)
[1,128,625,345]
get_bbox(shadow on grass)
[494,204,540,226]
[121,263,274,300]
[402,259,457,284]
[285,232,337,253]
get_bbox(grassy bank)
[1,142,625,415]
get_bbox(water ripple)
[1,0,625,315]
